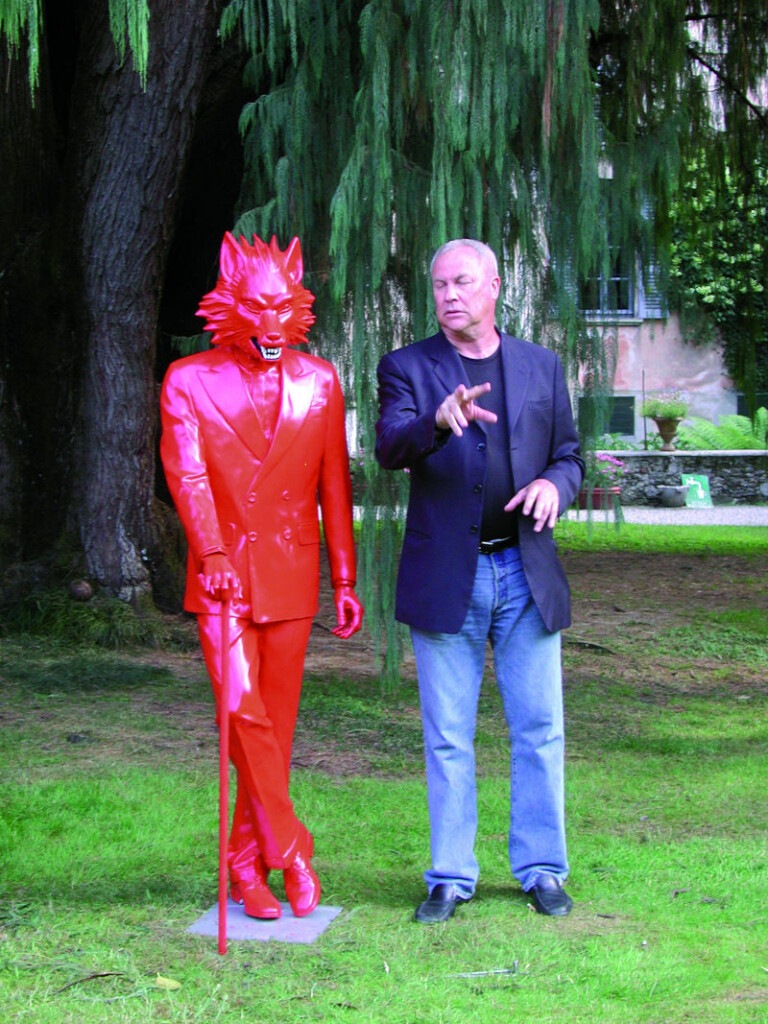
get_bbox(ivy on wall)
[670,162,768,398]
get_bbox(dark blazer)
[375,331,584,634]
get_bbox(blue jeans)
[410,545,568,897]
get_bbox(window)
[580,250,634,316]
[578,395,635,435]
[737,392,768,416]
[576,183,666,319]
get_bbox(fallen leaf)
[155,974,182,991]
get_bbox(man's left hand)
[332,585,364,638]
[505,479,560,533]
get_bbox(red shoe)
[283,833,320,917]
[231,858,282,920]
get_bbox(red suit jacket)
[160,345,356,622]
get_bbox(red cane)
[218,589,231,955]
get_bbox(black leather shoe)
[414,883,470,924]
[529,874,573,916]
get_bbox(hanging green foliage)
[219,0,768,679]
[0,0,41,89]
[6,1,767,676]
[108,0,150,88]
[1,0,149,91]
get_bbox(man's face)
[431,246,500,343]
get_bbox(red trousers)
[197,614,313,874]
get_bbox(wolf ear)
[219,232,245,280]
[280,236,305,287]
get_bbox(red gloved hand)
[200,553,242,601]
[332,585,364,639]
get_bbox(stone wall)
[607,451,768,505]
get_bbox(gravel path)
[569,505,768,526]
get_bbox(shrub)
[584,452,625,486]
[678,407,768,449]
[641,389,689,419]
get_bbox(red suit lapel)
[196,349,317,479]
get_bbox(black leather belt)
[478,536,516,554]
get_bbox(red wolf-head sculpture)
[197,233,316,361]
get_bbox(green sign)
[682,474,713,507]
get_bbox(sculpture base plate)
[187,899,343,944]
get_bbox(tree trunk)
[68,0,222,599]
[0,48,29,565]
[0,23,72,569]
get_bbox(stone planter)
[577,486,621,510]
[652,416,683,451]
[659,484,689,507]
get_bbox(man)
[375,238,583,922]
[161,232,363,920]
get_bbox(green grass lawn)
[1,525,767,1023]
[554,518,768,556]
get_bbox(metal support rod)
[218,591,231,955]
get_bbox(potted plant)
[578,452,625,510]
[641,389,689,450]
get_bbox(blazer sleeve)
[537,353,585,513]
[159,364,226,569]
[317,365,357,589]
[375,350,450,470]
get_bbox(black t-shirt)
[459,349,518,545]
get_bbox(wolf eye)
[277,301,294,317]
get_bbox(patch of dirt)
[304,615,385,679]
[6,547,764,782]
[560,549,768,698]
[304,548,768,693]
[285,547,767,778]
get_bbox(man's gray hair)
[430,238,499,277]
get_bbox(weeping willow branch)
[221,0,768,682]
[1,0,149,92]
[686,43,768,131]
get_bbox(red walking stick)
[218,590,231,955]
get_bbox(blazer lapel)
[499,333,530,437]
[197,358,269,461]
[428,332,471,399]
[257,353,316,481]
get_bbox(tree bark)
[67,0,222,599]
[0,21,70,567]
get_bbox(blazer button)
[473,483,483,493]
[283,528,292,540]
[477,442,486,451]
[248,531,258,543]
[469,525,479,534]
[282,490,291,501]
[247,493,257,504]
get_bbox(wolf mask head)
[197,233,316,361]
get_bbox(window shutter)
[637,260,666,318]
